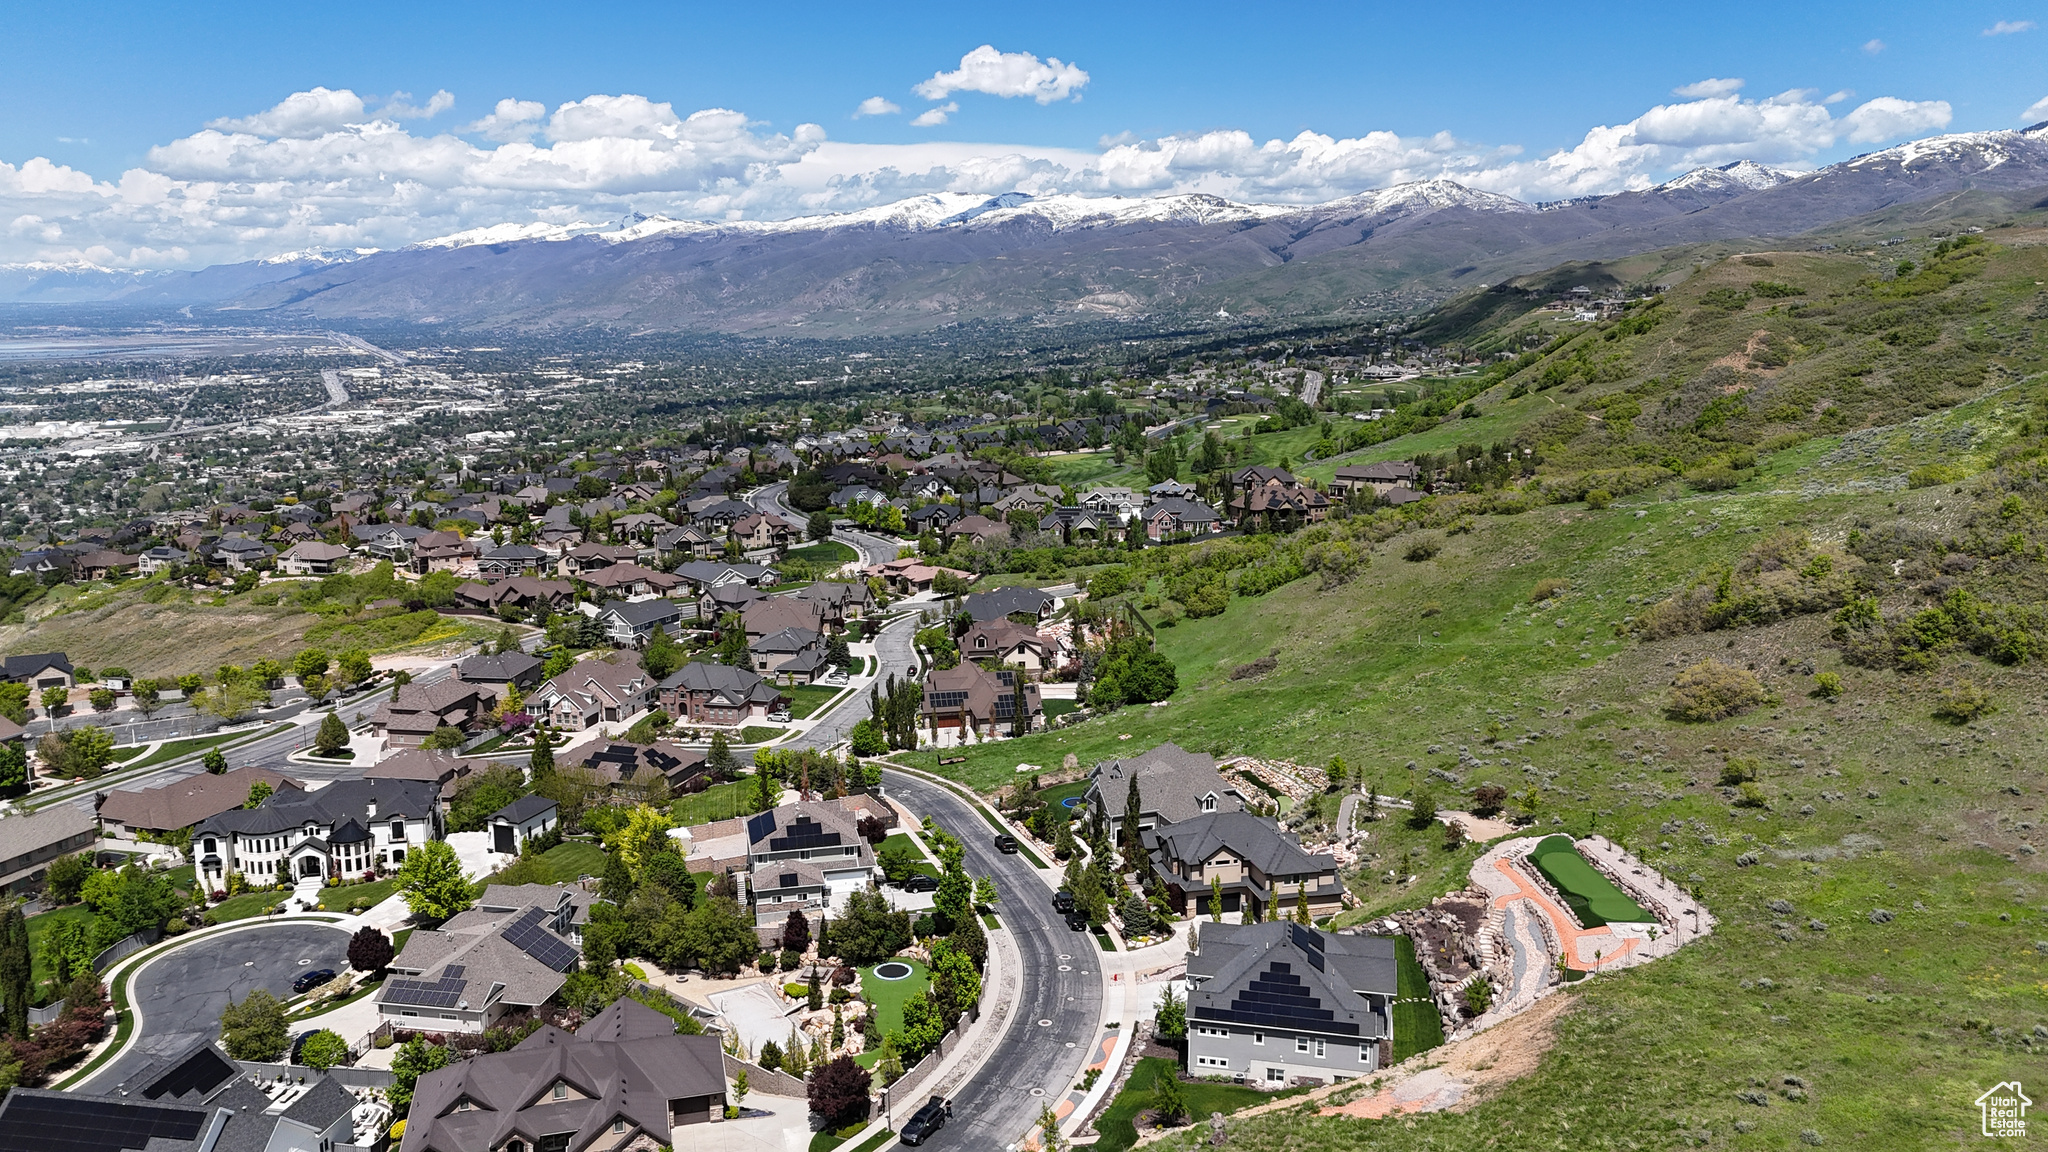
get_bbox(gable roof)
[1148,810,1334,878]
[0,652,71,680]
[1087,742,1244,825]
[1187,921,1395,1041]
[97,766,304,833]
[961,586,1056,622]
[192,777,438,839]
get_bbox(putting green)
[1530,835,1651,927]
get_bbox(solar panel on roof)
[384,976,466,1008]
[442,964,466,978]
[0,1094,211,1152]
[747,812,776,843]
[500,906,581,972]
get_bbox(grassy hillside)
[912,227,2048,1149]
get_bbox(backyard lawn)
[857,959,930,1039]
[1042,699,1080,723]
[1529,835,1649,927]
[1092,1057,1305,1152]
[26,904,94,987]
[538,840,609,883]
[1392,935,1444,1062]
[670,779,759,827]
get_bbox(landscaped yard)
[857,958,930,1039]
[537,840,609,883]
[670,779,759,826]
[1042,699,1081,723]
[1392,935,1444,1062]
[206,889,285,923]
[784,683,843,719]
[318,876,400,912]
[26,904,93,987]
[738,726,786,745]
[878,832,937,881]
[117,732,243,772]
[1528,835,1648,927]
[1092,1057,1305,1152]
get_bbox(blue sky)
[0,0,2042,267]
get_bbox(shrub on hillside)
[1664,660,1769,722]
[1530,578,1569,603]
[1403,537,1441,562]
[1933,682,1995,724]
[1583,488,1611,510]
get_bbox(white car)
[768,710,792,723]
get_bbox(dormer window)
[391,818,405,840]
[552,1082,567,1100]
[1200,793,1217,813]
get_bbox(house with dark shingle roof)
[749,626,828,684]
[0,651,73,689]
[0,805,96,892]
[375,885,587,1033]
[1145,810,1344,921]
[397,998,726,1152]
[1083,741,1247,840]
[369,679,496,748]
[97,766,305,840]
[960,586,1058,624]
[1184,921,1397,1083]
[458,649,545,694]
[596,598,683,649]
[192,777,440,890]
[529,654,654,732]
[658,662,785,727]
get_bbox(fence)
[723,1052,805,1097]
[28,999,66,1026]
[884,998,978,1103]
[93,926,161,972]
[236,1060,396,1090]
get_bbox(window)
[1252,1031,1264,1045]
[390,819,405,840]
[552,1083,568,1100]
[1360,1044,1372,1063]
[1193,1055,1230,1068]
[1296,1036,1309,1053]
[1200,793,1217,813]
[611,1121,626,1134]
[537,1136,572,1152]
[1315,1039,1326,1059]
[1266,1068,1286,1083]
[1195,1026,1229,1038]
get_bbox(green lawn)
[670,779,759,827]
[806,1121,872,1152]
[1391,935,1444,1062]
[785,540,858,566]
[1034,778,1090,817]
[1092,1057,1305,1152]
[538,840,609,883]
[120,732,241,772]
[1042,699,1081,722]
[738,726,785,745]
[784,683,843,720]
[318,876,400,912]
[878,833,938,881]
[857,959,930,1038]
[1529,835,1650,927]
[26,904,94,988]
[206,890,284,923]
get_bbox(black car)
[1052,889,1075,913]
[899,1096,951,1145]
[900,872,941,892]
[292,968,336,995]
[993,834,1019,854]
[1064,911,1090,932]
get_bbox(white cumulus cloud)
[208,86,366,137]
[2026,95,2048,122]
[381,89,455,119]
[1863,38,1886,54]
[1984,19,2036,35]
[913,45,1089,104]
[910,103,956,127]
[1673,78,1745,99]
[463,98,547,142]
[853,96,900,118]
[1840,96,1953,143]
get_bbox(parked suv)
[899,1096,951,1145]
[1052,889,1075,914]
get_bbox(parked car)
[1052,889,1075,913]
[292,968,337,994]
[993,834,1018,854]
[900,872,940,892]
[899,1096,951,1145]
[768,710,792,723]
[1064,911,1090,932]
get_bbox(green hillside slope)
[913,226,2048,1149]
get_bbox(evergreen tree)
[0,905,29,1039]
[314,710,349,757]
[530,723,555,778]
[1119,775,1145,869]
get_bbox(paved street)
[79,921,353,1093]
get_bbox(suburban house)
[572,741,712,798]
[0,805,97,893]
[1141,496,1224,542]
[276,541,353,576]
[1084,742,1247,840]
[456,576,575,615]
[396,998,728,1152]
[353,523,432,561]
[486,795,559,855]
[0,651,73,690]
[1038,506,1118,545]
[1227,466,1331,529]
[961,618,1056,675]
[0,1041,374,1152]
[596,598,683,649]
[192,777,441,890]
[476,543,550,578]
[742,595,826,642]
[658,662,786,726]
[794,581,873,629]
[699,581,764,621]
[580,563,685,601]
[1145,810,1345,921]
[673,560,775,593]
[376,885,587,1033]
[529,654,655,731]
[558,542,640,576]
[861,557,969,594]
[1185,921,1398,1082]
[97,766,304,840]
[653,523,720,560]
[1080,486,1143,522]
[750,627,828,683]
[411,531,474,573]
[1328,461,1421,500]
[730,512,796,553]
[918,660,1044,745]
[458,650,545,695]
[366,747,488,803]
[211,536,275,572]
[739,802,878,929]
[370,680,497,748]
[961,586,1057,624]
[943,514,1012,549]
[71,549,138,580]
[136,544,189,576]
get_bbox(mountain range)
[4,125,2045,333]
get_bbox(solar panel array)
[501,906,581,972]
[1288,923,1327,971]
[384,974,466,1009]
[747,812,776,844]
[1196,960,1358,1036]
[0,1093,207,1152]
[928,690,968,710]
[768,816,842,853]
[136,1045,238,1100]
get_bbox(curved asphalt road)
[881,769,1101,1149]
[79,921,354,1093]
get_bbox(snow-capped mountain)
[6,123,2045,325]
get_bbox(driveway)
[79,921,353,1093]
